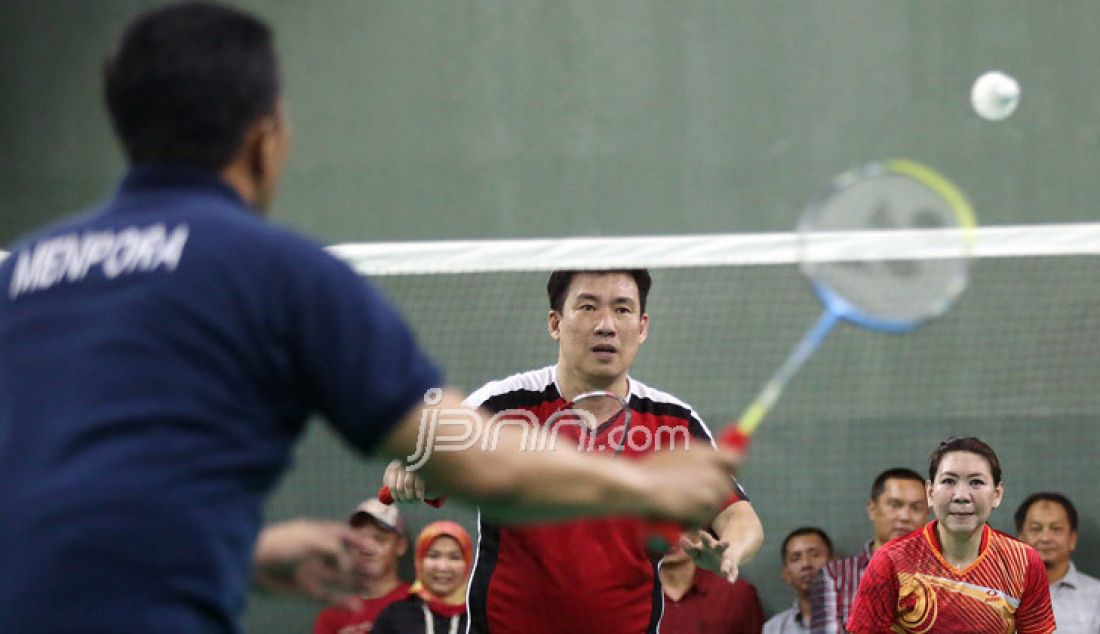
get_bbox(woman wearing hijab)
[373,520,472,634]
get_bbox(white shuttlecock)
[971,71,1020,121]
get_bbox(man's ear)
[548,310,561,341]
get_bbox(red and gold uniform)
[847,521,1054,633]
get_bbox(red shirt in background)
[661,569,765,634]
[313,582,411,634]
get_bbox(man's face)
[350,520,406,580]
[927,451,1003,537]
[1018,500,1077,571]
[780,533,831,597]
[548,272,648,389]
[868,478,930,547]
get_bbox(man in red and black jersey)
[387,269,764,633]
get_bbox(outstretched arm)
[378,388,739,526]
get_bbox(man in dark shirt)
[0,4,738,633]
[661,531,765,633]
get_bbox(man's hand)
[636,447,738,526]
[252,519,369,610]
[681,530,741,584]
[382,459,428,503]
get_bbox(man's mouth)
[591,344,617,357]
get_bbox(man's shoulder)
[464,366,557,409]
[627,377,709,431]
[1070,563,1100,591]
[763,605,798,632]
[823,548,872,576]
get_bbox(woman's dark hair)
[928,436,1002,485]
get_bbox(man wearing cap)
[313,500,411,634]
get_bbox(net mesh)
[243,224,1100,630]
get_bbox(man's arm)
[711,500,764,581]
[252,519,370,611]
[679,499,764,584]
[378,388,738,526]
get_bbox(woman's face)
[928,451,1004,538]
[421,536,467,598]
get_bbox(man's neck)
[218,163,263,213]
[797,593,813,623]
[1047,559,1071,584]
[361,575,403,600]
[555,364,628,402]
[659,559,696,602]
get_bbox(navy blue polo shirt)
[0,165,441,633]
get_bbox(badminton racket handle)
[377,485,446,508]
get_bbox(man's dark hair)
[928,436,1002,485]
[1014,492,1078,533]
[870,467,925,502]
[547,270,653,314]
[780,526,833,562]
[103,1,280,169]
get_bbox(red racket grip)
[377,485,446,508]
[718,426,751,452]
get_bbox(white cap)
[349,498,405,533]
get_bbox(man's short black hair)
[870,467,925,502]
[780,526,833,562]
[1014,492,1079,533]
[547,270,652,314]
[103,1,280,170]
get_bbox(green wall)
[3,2,1100,631]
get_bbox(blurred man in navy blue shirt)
[0,4,738,633]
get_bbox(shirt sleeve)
[270,240,442,454]
[845,550,899,634]
[1015,547,1057,634]
[810,564,841,633]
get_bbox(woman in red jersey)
[847,436,1055,634]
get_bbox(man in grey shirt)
[765,527,833,634]
[1016,492,1100,632]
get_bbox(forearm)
[424,421,655,522]
[712,500,763,566]
[379,389,653,521]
